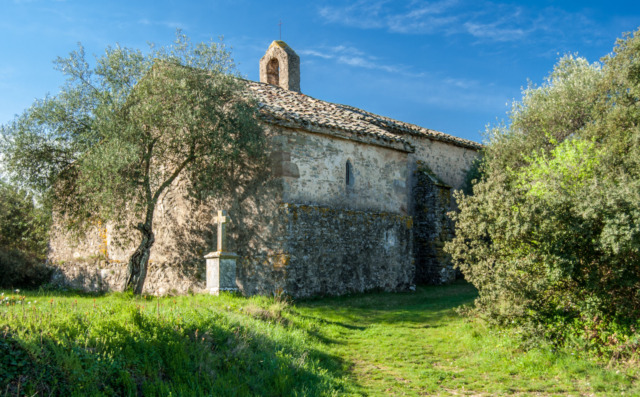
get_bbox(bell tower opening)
[259,40,301,92]
[267,58,280,86]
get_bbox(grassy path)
[1,282,639,395]
[295,282,639,396]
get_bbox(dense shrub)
[446,29,640,356]
[0,182,51,288]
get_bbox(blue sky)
[1,0,639,143]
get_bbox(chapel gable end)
[259,40,300,92]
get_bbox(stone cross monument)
[204,210,239,295]
[214,210,228,252]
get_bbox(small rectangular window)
[346,160,354,187]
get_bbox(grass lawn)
[1,281,638,396]
[296,282,639,396]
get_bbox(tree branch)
[152,150,195,203]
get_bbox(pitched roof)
[245,80,482,151]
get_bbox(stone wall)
[411,162,455,285]
[51,201,415,298]
[407,136,479,190]
[49,140,284,295]
[239,203,414,298]
[50,259,205,295]
[272,126,410,214]
[47,121,474,297]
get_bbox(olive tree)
[1,32,265,294]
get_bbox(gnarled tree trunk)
[125,209,155,295]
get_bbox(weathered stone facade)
[238,204,413,297]
[411,162,456,284]
[407,137,478,192]
[50,259,205,295]
[272,126,410,214]
[49,41,481,297]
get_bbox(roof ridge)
[244,80,482,150]
[335,103,482,149]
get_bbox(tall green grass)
[2,283,639,396]
[0,291,350,396]
[294,282,640,395]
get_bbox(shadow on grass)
[1,281,479,395]
[294,318,366,347]
[293,280,478,328]
[2,286,111,298]
[0,302,352,397]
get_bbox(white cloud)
[138,19,187,30]
[12,0,66,3]
[318,0,388,29]
[387,0,460,34]
[463,22,526,41]
[336,55,400,73]
[331,45,366,56]
[299,49,333,59]
[317,0,600,44]
[301,44,405,73]
[300,39,506,117]
[388,74,510,115]
[442,76,479,89]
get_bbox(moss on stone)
[272,40,289,49]
[405,218,413,229]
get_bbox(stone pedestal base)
[204,251,238,295]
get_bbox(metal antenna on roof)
[279,20,282,40]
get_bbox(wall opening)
[267,58,280,86]
[346,160,355,187]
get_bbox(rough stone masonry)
[49,40,480,297]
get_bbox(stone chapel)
[49,40,481,297]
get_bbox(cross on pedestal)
[213,210,229,252]
[205,209,238,295]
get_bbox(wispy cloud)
[442,76,479,89]
[299,42,496,110]
[385,74,510,117]
[300,44,404,73]
[300,40,504,119]
[463,22,527,42]
[317,0,600,44]
[337,55,398,73]
[386,0,461,34]
[300,49,333,59]
[138,18,187,30]
[318,0,388,29]
[12,0,66,3]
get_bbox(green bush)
[446,29,640,357]
[0,182,51,288]
[0,249,51,288]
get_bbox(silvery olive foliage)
[446,29,640,354]
[0,31,266,294]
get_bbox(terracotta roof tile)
[245,81,482,150]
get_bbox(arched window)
[267,58,280,86]
[346,160,354,187]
